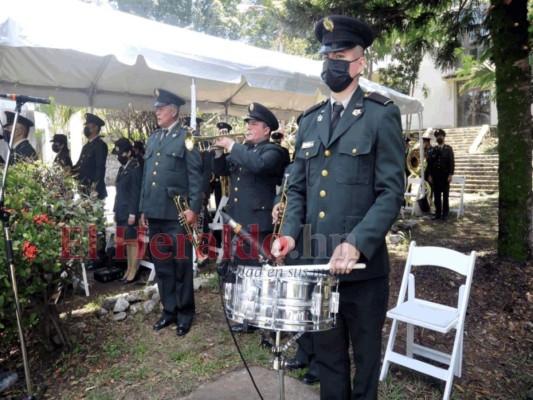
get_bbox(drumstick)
[266,263,366,271]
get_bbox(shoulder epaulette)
[364,91,394,106]
[302,100,327,118]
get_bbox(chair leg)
[379,319,399,381]
[406,323,414,358]
[442,370,454,400]
[454,326,464,378]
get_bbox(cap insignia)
[249,103,254,112]
[155,89,160,96]
[324,18,334,32]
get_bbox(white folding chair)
[449,176,466,218]
[380,241,477,400]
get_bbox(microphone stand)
[0,100,36,399]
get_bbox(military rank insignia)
[324,17,334,32]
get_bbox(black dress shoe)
[124,275,139,284]
[231,324,259,334]
[284,359,308,370]
[177,324,191,336]
[442,214,448,221]
[431,215,441,220]
[301,373,319,385]
[153,317,176,331]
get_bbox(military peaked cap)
[244,102,279,132]
[154,88,185,107]
[50,134,68,145]
[112,137,133,155]
[4,111,34,129]
[84,113,105,127]
[434,128,446,137]
[183,116,203,127]
[315,15,374,54]
[216,122,233,132]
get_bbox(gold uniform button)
[305,151,309,157]
[152,182,156,186]
[352,148,357,154]
[320,190,326,198]
[325,149,331,157]
[237,177,241,181]
[321,169,328,177]
[319,211,325,219]
[155,162,159,166]
[234,198,238,203]
[153,171,157,175]
[234,187,239,192]
[156,152,161,156]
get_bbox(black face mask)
[52,143,61,153]
[83,126,92,138]
[117,155,129,166]
[321,57,361,93]
[436,137,444,144]
[2,129,11,143]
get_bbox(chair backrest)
[396,241,477,307]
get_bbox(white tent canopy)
[0,0,423,119]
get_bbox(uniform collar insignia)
[317,115,323,122]
[353,109,362,116]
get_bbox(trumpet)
[173,195,209,266]
[184,131,246,151]
[273,172,290,237]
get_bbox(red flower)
[22,241,39,263]
[33,214,52,225]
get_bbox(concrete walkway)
[178,366,320,400]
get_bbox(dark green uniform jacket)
[213,139,285,232]
[54,149,73,169]
[281,87,405,281]
[10,140,37,164]
[74,136,108,199]
[113,158,142,221]
[139,125,203,219]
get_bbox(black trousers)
[148,218,195,325]
[295,332,320,377]
[433,173,450,217]
[313,275,389,400]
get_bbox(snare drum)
[224,265,339,332]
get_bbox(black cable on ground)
[218,275,265,400]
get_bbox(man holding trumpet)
[139,88,203,337]
[213,102,286,335]
[271,15,405,400]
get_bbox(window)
[456,82,491,127]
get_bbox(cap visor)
[318,42,357,54]
[153,101,168,108]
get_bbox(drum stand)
[271,330,304,400]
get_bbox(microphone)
[0,93,51,105]
[220,211,272,264]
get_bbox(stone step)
[412,125,501,194]
[455,166,498,172]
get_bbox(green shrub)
[0,161,104,348]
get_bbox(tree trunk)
[490,0,532,261]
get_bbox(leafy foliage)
[0,162,105,344]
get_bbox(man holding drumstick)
[271,15,404,400]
